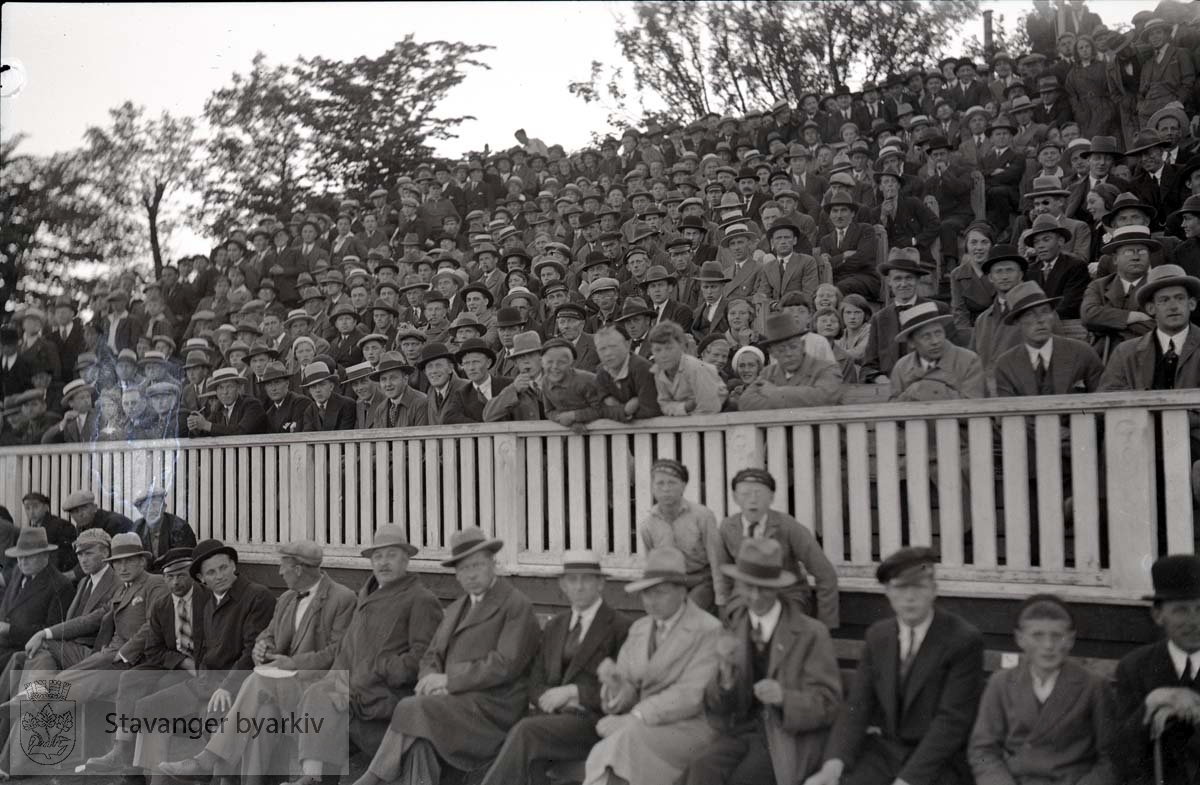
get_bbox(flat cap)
[62,489,95,512]
[876,546,938,585]
[75,528,113,551]
[730,468,776,491]
[279,539,323,567]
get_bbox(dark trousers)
[478,713,598,785]
[681,730,776,785]
[842,736,968,785]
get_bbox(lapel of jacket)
[1178,326,1200,370]
[902,611,947,711]
[275,590,299,654]
[564,603,615,683]
[1136,332,1158,389]
[725,260,756,294]
[1050,340,1077,393]
[543,612,568,687]
[767,603,798,680]
[1028,660,1087,736]
[877,620,901,725]
[455,578,507,634]
[844,223,862,251]
[67,575,90,617]
[110,571,141,612]
[290,575,328,654]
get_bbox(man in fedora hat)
[994,281,1104,396]
[483,331,547,422]
[1101,263,1200,392]
[125,539,275,774]
[864,169,939,266]
[367,351,429,429]
[758,220,821,303]
[582,547,722,785]
[641,265,693,328]
[682,538,842,785]
[131,486,195,564]
[417,341,469,426]
[286,525,442,785]
[443,338,512,424]
[541,336,606,429]
[80,548,209,774]
[1128,128,1183,222]
[610,296,656,359]
[1081,224,1161,358]
[923,135,975,261]
[351,528,539,785]
[553,302,602,373]
[980,114,1027,236]
[1065,136,1130,221]
[862,248,960,382]
[739,312,842,410]
[39,378,98,444]
[1023,174,1092,260]
[161,539,357,781]
[1022,212,1091,320]
[690,260,733,341]
[970,243,1030,382]
[0,527,73,667]
[260,359,313,433]
[477,550,632,785]
[1137,17,1195,127]
[1112,554,1200,784]
[299,361,356,432]
[889,301,985,401]
[808,547,983,785]
[816,193,881,300]
[187,366,268,437]
[19,491,77,574]
[721,223,767,301]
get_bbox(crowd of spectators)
[7,0,1200,446]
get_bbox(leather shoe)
[159,757,213,777]
[83,744,135,775]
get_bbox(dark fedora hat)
[1137,263,1200,307]
[981,243,1029,274]
[695,261,732,283]
[1125,128,1172,157]
[642,265,677,286]
[456,337,496,365]
[1081,135,1122,157]
[1103,192,1157,226]
[372,351,416,377]
[614,297,655,322]
[190,538,239,579]
[494,306,527,329]
[759,312,806,346]
[1146,554,1200,602]
[416,342,457,370]
[440,527,503,567]
[1003,281,1062,324]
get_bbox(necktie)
[79,578,94,609]
[648,621,662,659]
[1183,656,1196,685]
[1164,342,1180,388]
[998,300,1008,318]
[1036,354,1051,395]
[295,590,311,600]
[751,621,766,653]
[388,401,401,428]
[176,597,193,655]
[900,625,917,684]
[1043,262,1054,279]
[563,614,584,663]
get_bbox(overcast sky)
[1,1,1162,160]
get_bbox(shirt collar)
[613,354,632,381]
[899,611,935,652]
[89,564,111,588]
[749,600,783,642]
[571,597,604,628]
[1121,276,1144,293]
[1159,326,1190,354]
[656,601,688,635]
[473,375,493,397]
[1169,640,1200,678]
[176,589,193,608]
[1026,338,1054,365]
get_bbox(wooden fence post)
[1105,407,1157,597]
[289,443,315,542]
[493,433,525,571]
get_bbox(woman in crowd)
[1085,183,1122,266]
[949,221,997,336]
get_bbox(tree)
[297,37,491,194]
[0,135,131,313]
[80,102,201,278]
[570,1,981,121]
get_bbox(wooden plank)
[633,433,654,526]
[904,420,932,546]
[724,424,762,512]
[1001,416,1031,569]
[935,419,964,567]
[441,438,459,543]
[546,437,566,554]
[588,434,609,555]
[251,447,264,544]
[655,431,677,461]
[263,446,277,544]
[967,418,998,568]
[611,433,633,559]
[527,436,546,555]
[702,431,726,520]
[765,426,787,498]
[567,435,588,550]
[423,440,441,548]
[341,441,356,548]
[1034,415,1065,570]
[314,445,328,545]
[478,436,495,540]
[846,423,872,564]
[680,432,702,504]
[791,425,816,528]
[392,441,408,529]
[197,450,211,540]
[1069,414,1100,570]
[407,440,424,544]
[1162,409,1195,554]
[375,441,391,531]
[819,423,844,561]
[355,442,372,545]
[490,434,522,570]
[226,448,240,543]
[329,442,343,545]
[875,422,902,556]
[460,437,476,529]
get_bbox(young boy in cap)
[1111,554,1200,784]
[683,538,842,785]
[649,321,724,416]
[969,594,1117,785]
[714,469,839,628]
[478,550,632,785]
[639,459,722,612]
[807,547,983,785]
[583,547,722,785]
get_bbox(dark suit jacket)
[570,333,601,373]
[425,376,470,426]
[300,392,357,432]
[927,164,976,220]
[980,147,1026,193]
[828,609,984,785]
[134,513,197,561]
[0,566,74,654]
[0,353,34,398]
[530,602,631,714]
[690,299,729,341]
[265,392,313,434]
[443,375,513,424]
[865,197,939,262]
[1130,165,1183,228]
[1033,96,1073,128]
[198,575,275,693]
[593,353,662,419]
[1100,327,1200,391]
[993,337,1104,396]
[93,312,144,354]
[1113,641,1200,785]
[87,509,135,538]
[48,321,87,381]
[141,586,210,671]
[1027,253,1091,319]
[944,80,991,112]
[50,566,117,649]
[652,301,694,329]
[202,395,269,437]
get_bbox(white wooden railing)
[1,390,1197,602]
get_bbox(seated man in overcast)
[738,313,842,410]
[366,351,429,429]
[889,303,985,401]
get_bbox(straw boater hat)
[361,523,418,557]
[720,538,797,589]
[894,302,955,342]
[559,549,607,577]
[104,532,153,562]
[625,547,691,594]
[5,527,58,558]
[440,527,503,567]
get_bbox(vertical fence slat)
[681,432,702,505]
[423,440,440,549]
[967,418,997,567]
[875,422,902,557]
[407,440,426,541]
[703,431,726,521]
[567,435,587,550]
[356,442,373,544]
[1069,414,1100,569]
[1001,417,1031,569]
[935,419,964,567]
[249,447,262,544]
[314,446,328,545]
[1162,410,1195,554]
[441,438,458,543]
[392,441,408,530]
[791,425,816,527]
[263,446,276,544]
[818,424,844,562]
[341,442,356,548]
[612,433,633,561]
[1106,407,1157,596]
[546,437,566,554]
[478,435,495,540]
[492,434,522,572]
[526,436,545,557]
[904,421,932,545]
[846,423,871,563]
[375,441,391,531]
[633,433,654,527]
[460,438,476,531]
[1035,415,1065,569]
[588,435,609,555]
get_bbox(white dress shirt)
[1158,326,1190,355]
[1169,640,1200,679]
[749,600,783,643]
[1026,338,1054,368]
[1032,669,1060,703]
[898,612,935,662]
[568,597,604,642]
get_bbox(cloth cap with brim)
[879,247,928,277]
[190,539,239,578]
[507,331,544,358]
[625,547,691,594]
[641,266,677,286]
[720,537,797,588]
[62,489,95,512]
[560,549,607,576]
[1003,281,1062,324]
[155,547,194,574]
[1101,224,1163,256]
[1137,263,1200,306]
[372,352,415,377]
[6,527,59,558]
[440,527,504,567]
[133,486,169,507]
[894,302,955,342]
[361,523,419,557]
[615,297,655,322]
[74,528,112,552]
[22,491,50,505]
[1144,554,1200,602]
[279,540,324,567]
[104,532,153,562]
[876,546,938,585]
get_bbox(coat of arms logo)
[18,679,75,766]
